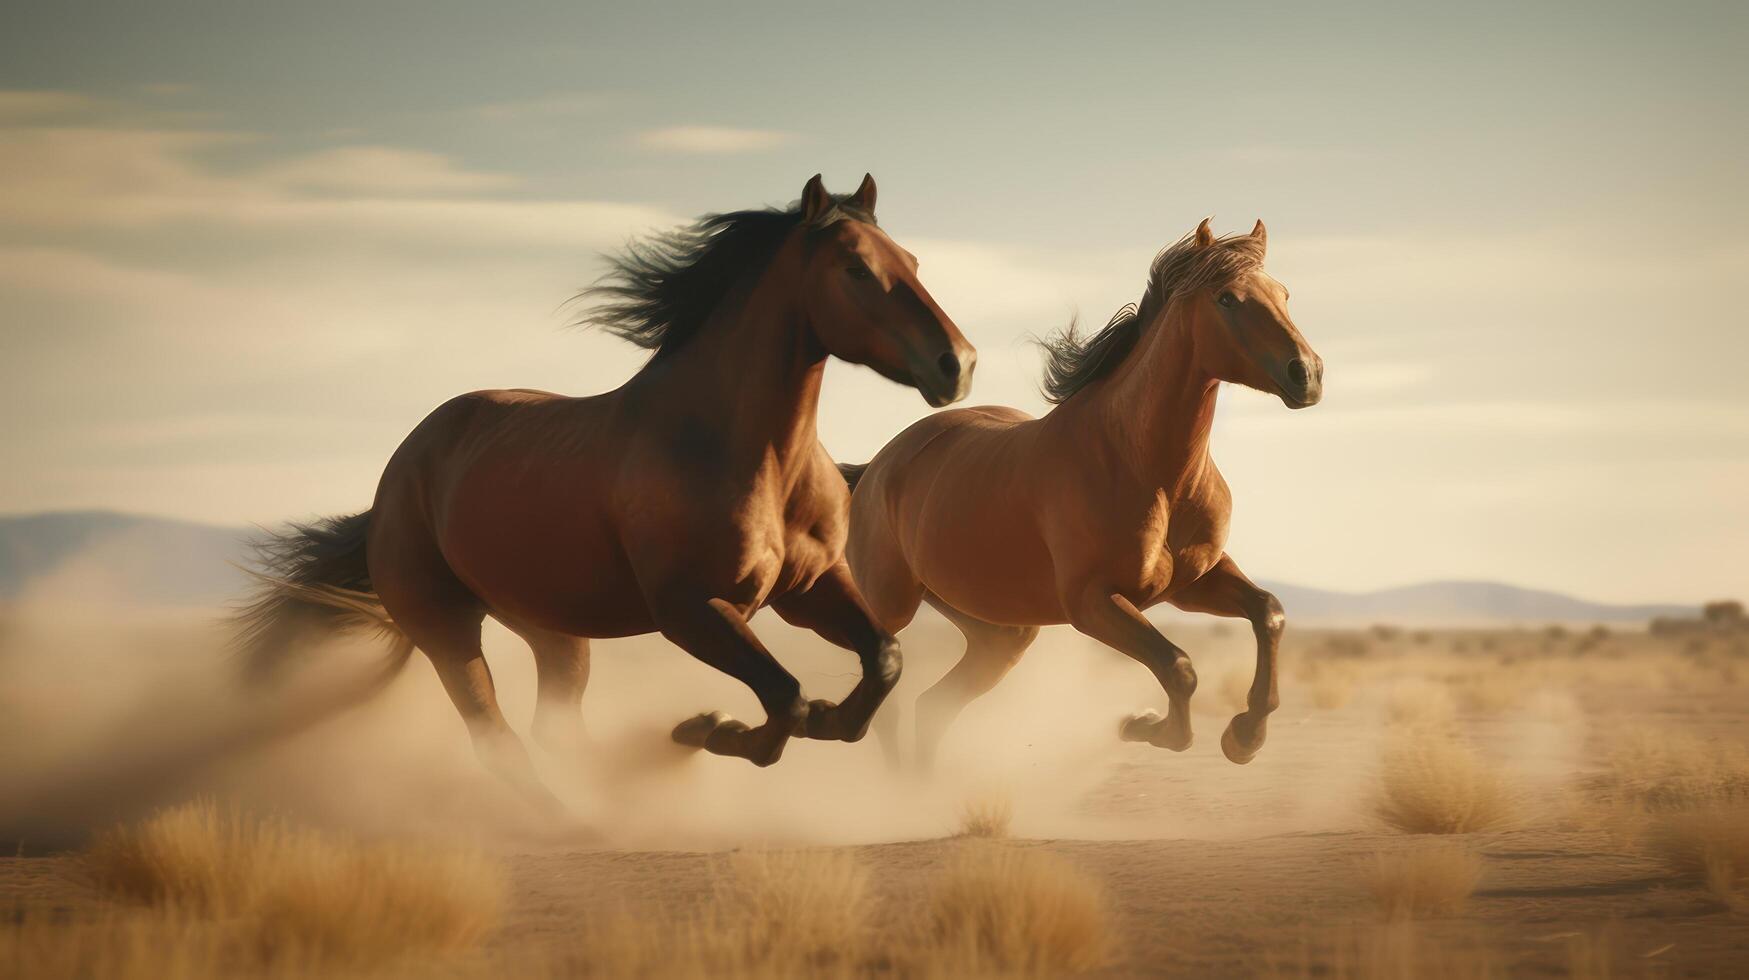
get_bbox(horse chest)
[1129,491,1229,600]
[708,478,841,604]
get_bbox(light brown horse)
[843,219,1321,770]
[236,175,974,802]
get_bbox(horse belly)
[911,495,1065,627]
[439,475,656,639]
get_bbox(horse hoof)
[1220,715,1263,765]
[672,711,729,748]
[1119,710,1163,742]
[1151,724,1193,753]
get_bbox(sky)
[1,1,1745,604]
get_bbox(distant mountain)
[0,511,253,607]
[1256,579,1692,625]
[0,511,1699,624]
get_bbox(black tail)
[838,462,869,493]
[233,511,405,685]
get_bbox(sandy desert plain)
[3,600,1748,978]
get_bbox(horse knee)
[864,636,902,686]
[1255,592,1285,638]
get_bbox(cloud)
[635,125,797,154]
[0,90,109,123]
[252,146,517,194]
[466,92,612,121]
[0,121,675,245]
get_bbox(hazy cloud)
[253,146,518,194]
[635,125,797,154]
[0,89,109,122]
[466,92,613,121]
[0,117,674,245]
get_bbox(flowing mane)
[581,195,875,360]
[1039,228,1267,403]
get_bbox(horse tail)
[838,462,869,493]
[233,511,409,689]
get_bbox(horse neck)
[1059,302,1220,493]
[639,247,826,469]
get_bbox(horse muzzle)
[916,347,976,408]
[1279,355,1323,409]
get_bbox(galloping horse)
[842,219,1321,769]
[237,175,975,801]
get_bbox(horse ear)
[1194,217,1215,249]
[1251,219,1267,252]
[848,173,877,214]
[800,174,832,223]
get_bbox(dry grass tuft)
[713,849,872,967]
[1263,921,1499,979]
[955,794,1015,839]
[0,908,234,980]
[1375,736,1515,834]
[1297,662,1355,711]
[1360,843,1483,919]
[532,849,873,979]
[923,842,1112,974]
[1383,680,1457,731]
[1644,805,1749,906]
[83,799,504,968]
[1590,730,1749,810]
[1448,667,1531,714]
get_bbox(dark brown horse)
[237,175,974,802]
[843,219,1321,770]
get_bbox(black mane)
[580,195,874,360]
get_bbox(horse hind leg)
[397,611,562,811]
[914,593,1039,772]
[503,621,592,754]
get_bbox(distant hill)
[1257,579,1691,625]
[0,511,1699,624]
[0,511,253,607]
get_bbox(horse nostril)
[1287,358,1310,387]
[937,351,961,380]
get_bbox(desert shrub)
[1360,843,1482,919]
[1303,664,1355,711]
[1375,737,1515,834]
[923,843,1112,974]
[85,799,503,968]
[540,850,873,979]
[0,908,235,980]
[1324,634,1373,659]
[1383,681,1457,731]
[956,794,1014,840]
[1644,806,1749,907]
[713,850,873,968]
[1589,730,1749,810]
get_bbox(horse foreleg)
[1169,555,1284,764]
[655,596,807,767]
[771,562,902,744]
[1065,587,1198,751]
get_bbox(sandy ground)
[3,607,1748,976]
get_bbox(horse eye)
[1217,292,1238,308]
[846,264,873,281]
